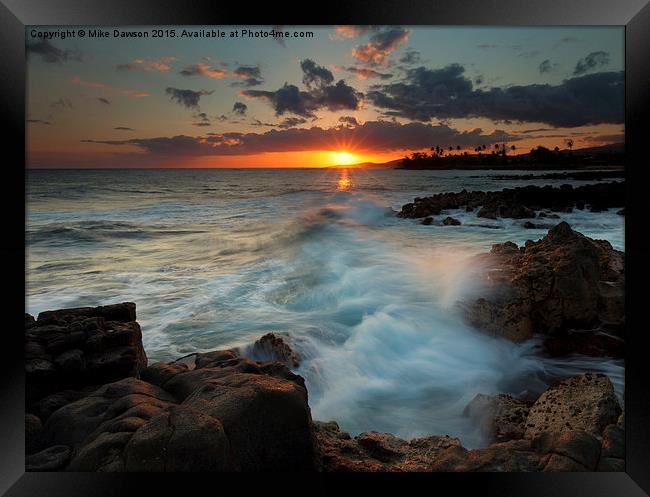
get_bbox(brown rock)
[246,332,301,368]
[464,393,530,442]
[26,445,71,472]
[182,372,316,471]
[123,406,229,471]
[524,373,621,439]
[461,222,625,342]
[533,430,601,471]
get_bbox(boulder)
[533,430,602,471]
[464,394,530,443]
[421,216,433,225]
[524,373,621,439]
[26,445,71,471]
[461,222,625,342]
[245,332,301,368]
[25,303,147,406]
[182,372,316,471]
[123,406,229,471]
[442,216,461,226]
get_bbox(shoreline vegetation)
[25,179,625,471]
[396,143,624,171]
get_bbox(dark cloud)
[399,50,421,65]
[366,64,623,127]
[27,119,52,125]
[339,116,360,126]
[574,51,610,75]
[584,133,624,143]
[26,40,81,63]
[179,63,227,78]
[278,117,308,128]
[192,112,211,126]
[165,87,214,109]
[97,97,111,105]
[51,98,73,110]
[231,66,264,87]
[538,59,559,74]
[301,59,334,88]
[232,102,248,115]
[352,28,409,65]
[81,120,522,157]
[242,79,362,118]
[113,126,134,131]
[342,66,393,80]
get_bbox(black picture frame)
[2,0,649,494]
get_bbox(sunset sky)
[26,26,624,168]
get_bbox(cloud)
[538,59,559,74]
[339,116,360,126]
[165,87,213,109]
[352,28,409,65]
[399,50,421,65]
[242,79,362,118]
[27,119,52,125]
[51,98,73,110]
[71,75,108,89]
[97,97,111,105]
[366,64,623,127]
[584,133,624,143]
[278,117,308,128]
[113,126,134,131]
[192,112,211,127]
[121,89,150,97]
[301,59,334,88]
[81,120,522,157]
[332,26,379,39]
[179,63,227,78]
[232,102,248,115]
[341,66,393,80]
[231,66,264,87]
[574,51,610,75]
[117,57,176,72]
[26,40,81,63]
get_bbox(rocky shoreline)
[398,182,624,221]
[25,222,625,472]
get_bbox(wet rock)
[523,221,554,229]
[246,332,301,368]
[524,373,621,439]
[123,405,229,471]
[461,222,625,342]
[533,430,601,471]
[464,394,530,443]
[442,216,461,226]
[26,445,71,471]
[544,331,624,358]
[25,303,147,406]
[398,182,624,220]
[537,211,560,219]
[182,372,316,471]
[421,216,433,225]
[37,302,137,324]
[42,377,176,450]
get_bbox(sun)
[332,151,355,166]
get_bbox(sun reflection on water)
[337,169,351,190]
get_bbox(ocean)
[26,168,625,447]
